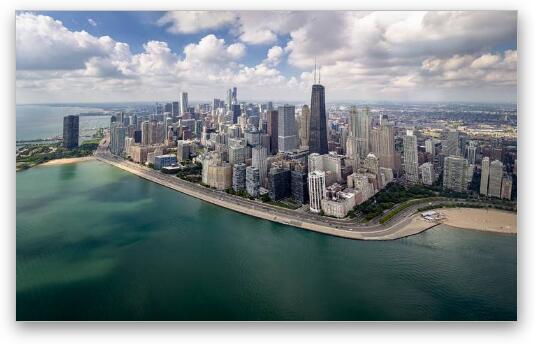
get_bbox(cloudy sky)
[16,11,517,104]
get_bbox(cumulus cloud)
[157,11,235,34]
[88,18,97,27]
[16,11,518,103]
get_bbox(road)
[93,138,483,240]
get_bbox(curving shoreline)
[438,208,516,234]
[39,156,95,166]
[93,153,517,240]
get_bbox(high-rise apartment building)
[480,157,490,196]
[308,84,328,154]
[403,130,419,184]
[349,106,370,159]
[277,105,297,153]
[443,128,460,156]
[62,115,79,149]
[443,156,469,192]
[308,170,326,213]
[425,139,435,156]
[370,122,395,170]
[488,160,504,198]
[420,162,435,186]
[246,166,260,197]
[252,146,268,187]
[268,167,291,201]
[232,163,246,192]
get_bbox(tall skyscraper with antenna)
[308,60,328,155]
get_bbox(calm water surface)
[16,161,517,320]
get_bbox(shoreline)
[93,154,517,240]
[39,156,95,166]
[436,208,517,234]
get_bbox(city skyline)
[16,11,517,104]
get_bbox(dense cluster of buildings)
[96,72,515,219]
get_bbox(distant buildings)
[180,92,188,116]
[63,115,79,149]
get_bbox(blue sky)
[16,11,517,103]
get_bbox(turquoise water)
[16,161,517,320]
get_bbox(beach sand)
[437,208,517,234]
[40,156,95,166]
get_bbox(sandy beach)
[40,156,95,166]
[437,208,517,234]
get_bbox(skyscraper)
[278,105,297,153]
[252,146,268,187]
[299,105,311,148]
[141,121,149,145]
[443,156,469,192]
[480,157,490,196]
[63,115,79,149]
[267,110,279,154]
[232,163,246,192]
[488,160,504,198]
[403,130,419,184]
[349,106,370,158]
[231,104,241,124]
[420,162,435,186]
[308,170,326,213]
[370,122,395,170]
[443,128,460,156]
[180,92,188,116]
[308,84,328,154]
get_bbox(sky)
[15,11,517,104]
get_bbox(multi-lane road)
[93,143,481,240]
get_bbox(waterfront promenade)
[94,151,465,240]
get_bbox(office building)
[299,105,311,148]
[154,154,177,170]
[268,167,291,201]
[309,84,328,154]
[291,170,309,204]
[278,105,298,153]
[267,110,279,154]
[62,115,79,149]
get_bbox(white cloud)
[265,46,284,65]
[88,18,97,27]
[16,11,518,103]
[16,12,119,70]
[157,11,235,34]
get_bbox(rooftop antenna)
[314,57,317,84]
[318,65,321,84]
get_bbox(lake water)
[16,161,517,320]
[16,104,110,142]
